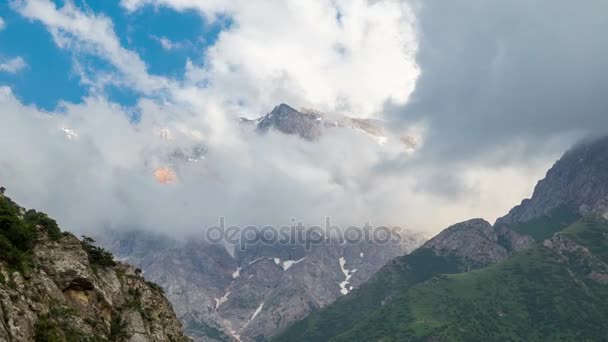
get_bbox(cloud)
[0,16,5,31]
[150,35,191,51]
[123,0,420,117]
[154,36,178,50]
[0,56,27,73]
[0,86,550,236]
[2,0,602,239]
[386,0,608,163]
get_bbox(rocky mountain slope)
[497,136,608,226]
[0,190,189,341]
[243,103,414,148]
[276,136,608,341]
[100,230,425,342]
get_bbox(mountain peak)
[496,135,608,226]
[274,103,297,113]
[257,103,323,140]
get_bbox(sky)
[0,0,607,237]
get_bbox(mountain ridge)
[275,136,608,341]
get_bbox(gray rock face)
[422,219,509,267]
[251,103,390,144]
[102,230,425,341]
[257,104,324,140]
[0,230,189,342]
[497,136,608,226]
[543,230,608,284]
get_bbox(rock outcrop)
[497,136,608,226]
[0,193,189,342]
[422,218,509,267]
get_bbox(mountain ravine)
[0,189,190,341]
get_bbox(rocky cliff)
[497,136,608,226]
[0,190,189,342]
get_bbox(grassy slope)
[508,205,580,241]
[275,207,582,342]
[331,217,608,342]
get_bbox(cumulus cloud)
[0,56,27,73]
[122,0,420,117]
[2,0,602,239]
[0,86,549,235]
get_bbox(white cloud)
[0,17,5,30]
[0,86,555,237]
[150,35,187,51]
[124,0,420,117]
[2,0,591,240]
[157,36,176,50]
[0,56,27,73]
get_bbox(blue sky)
[0,0,228,110]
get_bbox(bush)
[0,193,38,271]
[81,236,117,269]
[109,314,129,340]
[24,210,62,241]
[34,316,64,342]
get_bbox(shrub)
[81,236,117,269]
[34,316,64,342]
[0,193,37,271]
[24,210,62,241]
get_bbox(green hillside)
[328,217,608,341]
[275,208,586,342]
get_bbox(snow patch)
[229,328,241,342]
[214,290,231,309]
[232,267,241,279]
[248,257,265,265]
[250,302,264,321]
[224,244,236,258]
[338,257,357,295]
[273,258,281,265]
[281,257,307,270]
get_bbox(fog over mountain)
[1,0,607,238]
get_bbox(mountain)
[275,136,608,341]
[99,230,426,342]
[245,103,412,147]
[323,216,608,341]
[0,190,189,341]
[147,103,413,184]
